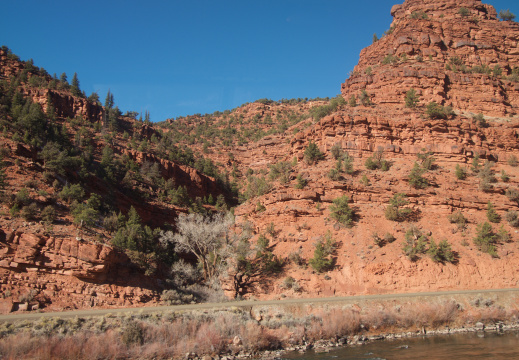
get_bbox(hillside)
[1,0,519,313]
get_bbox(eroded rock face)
[0,230,160,312]
[342,0,519,116]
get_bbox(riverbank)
[0,290,518,359]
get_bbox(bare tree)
[160,212,234,280]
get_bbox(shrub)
[486,201,500,223]
[348,94,357,107]
[505,187,519,204]
[501,170,510,182]
[459,7,470,17]
[359,89,371,106]
[329,195,355,227]
[408,162,428,189]
[331,143,343,160]
[402,225,428,261]
[497,225,511,243]
[295,174,308,189]
[426,102,454,119]
[304,141,324,165]
[405,88,419,108]
[455,164,467,180]
[59,183,85,203]
[384,232,396,243]
[21,202,38,221]
[360,174,370,186]
[417,149,435,170]
[505,210,519,227]
[268,161,292,183]
[448,210,467,230]
[508,155,518,167]
[382,54,398,65]
[410,10,428,20]
[365,148,390,171]
[428,239,455,263]
[472,113,488,127]
[121,321,144,346]
[41,205,57,224]
[478,161,496,192]
[372,233,384,247]
[309,234,335,273]
[474,222,498,257]
[385,193,411,221]
[498,9,516,21]
[14,188,31,206]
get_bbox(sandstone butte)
[1,0,519,313]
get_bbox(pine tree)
[71,72,81,97]
[105,90,114,109]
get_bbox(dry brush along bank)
[1,290,519,359]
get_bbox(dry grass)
[1,297,518,359]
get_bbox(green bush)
[402,225,428,261]
[405,88,419,108]
[41,205,57,224]
[329,195,355,227]
[309,233,335,273]
[458,7,470,17]
[59,183,85,203]
[486,201,500,223]
[448,210,467,230]
[426,102,454,119]
[295,174,308,189]
[499,9,516,21]
[408,162,428,189]
[428,239,455,263]
[474,222,498,257]
[359,89,371,106]
[385,193,412,222]
[21,202,38,221]
[304,141,324,165]
[365,148,390,171]
[331,143,343,160]
[455,164,467,180]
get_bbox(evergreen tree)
[70,72,81,97]
[105,90,114,109]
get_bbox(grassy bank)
[1,292,518,359]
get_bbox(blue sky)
[2,0,517,122]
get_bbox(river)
[283,331,519,360]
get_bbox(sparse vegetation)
[498,9,516,22]
[304,141,325,165]
[385,193,412,222]
[402,225,428,261]
[309,232,336,273]
[365,148,390,171]
[426,102,454,119]
[448,210,467,230]
[405,88,419,108]
[329,195,355,227]
[408,162,428,189]
[474,221,498,257]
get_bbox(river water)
[283,331,519,360]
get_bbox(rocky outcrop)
[291,108,519,162]
[0,230,160,312]
[0,231,114,279]
[342,0,519,116]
